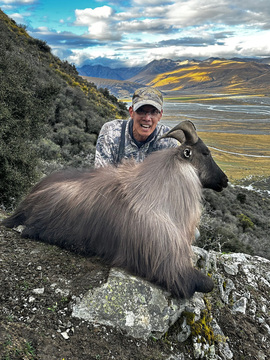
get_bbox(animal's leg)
[193,269,214,294]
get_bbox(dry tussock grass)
[198,132,270,180]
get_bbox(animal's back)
[2,167,116,231]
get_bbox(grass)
[2,336,35,360]
[164,94,266,103]
[198,131,270,181]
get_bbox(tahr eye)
[183,148,192,158]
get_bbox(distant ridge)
[81,76,143,99]
[128,59,182,84]
[78,64,142,81]
[79,58,270,98]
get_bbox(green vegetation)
[0,10,128,208]
[1,334,36,360]
[184,298,216,346]
[196,185,270,259]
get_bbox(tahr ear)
[159,120,198,144]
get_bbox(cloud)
[166,0,270,28]
[28,27,100,49]
[74,6,113,26]
[158,37,223,47]
[3,0,270,67]
[71,0,270,46]
[74,6,121,40]
[7,11,32,22]
[7,12,23,22]
[117,18,173,34]
[68,49,131,68]
[75,56,130,69]
[0,5,14,10]
[133,0,173,5]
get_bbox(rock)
[72,268,186,339]
[32,287,45,295]
[232,297,247,314]
[72,246,270,359]
[13,225,25,234]
[61,331,69,340]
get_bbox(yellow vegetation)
[147,58,266,93]
[149,68,212,88]
[211,59,242,66]
[164,94,264,102]
[199,132,270,156]
[198,132,270,181]
[229,75,244,84]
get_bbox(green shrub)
[237,213,255,231]
[0,10,128,208]
[196,186,269,259]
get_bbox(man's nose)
[144,112,152,118]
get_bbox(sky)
[1,0,270,68]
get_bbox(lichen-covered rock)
[72,268,186,339]
[72,246,270,359]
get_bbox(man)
[94,87,178,167]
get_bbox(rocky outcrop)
[72,246,270,359]
[1,221,269,360]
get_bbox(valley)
[164,95,270,182]
[124,94,270,183]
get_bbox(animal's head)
[160,120,228,192]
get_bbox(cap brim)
[133,100,162,112]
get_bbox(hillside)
[0,10,128,208]
[146,59,270,93]
[81,76,143,99]
[81,58,270,98]
[128,58,196,84]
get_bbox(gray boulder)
[72,246,270,359]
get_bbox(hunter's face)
[129,105,163,142]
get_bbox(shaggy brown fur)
[3,121,228,299]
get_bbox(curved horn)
[160,120,198,144]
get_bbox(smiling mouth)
[141,124,151,129]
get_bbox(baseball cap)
[132,87,163,112]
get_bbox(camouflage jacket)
[94,118,178,168]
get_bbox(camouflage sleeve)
[94,120,122,168]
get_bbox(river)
[160,96,270,135]
[125,96,270,135]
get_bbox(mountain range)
[78,57,270,98]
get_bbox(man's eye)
[136,109,159,116]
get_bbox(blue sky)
[1,0,270,68]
